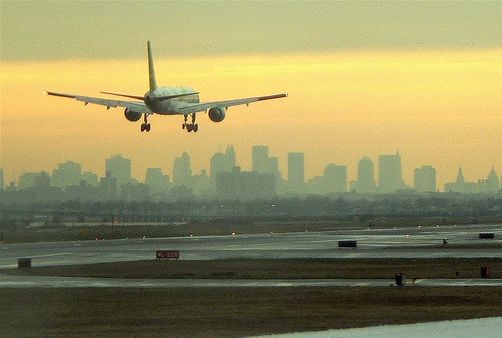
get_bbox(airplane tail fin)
[147,41,157,91]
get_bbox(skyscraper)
[485,166,500,192]
[378,151,404,193]
[105,154,131,187]
[414,165,437,193]
[252,145,269,174]
[81,171,99,186]
[355,156,375,193]
[269,156,281,181]
[51,161,82,189]
[324,164,347,193]
[145,168,170,195]
[18,172,40,190]
[173,152,192,186]
[210,145,237,179]
[288,152,304,191]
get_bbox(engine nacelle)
[124,108,142,122]
[208,107,226,123]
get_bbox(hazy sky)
[1,1,501,187]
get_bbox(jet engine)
[124,108,142,122]
[208,107,226,122]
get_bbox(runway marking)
[28,253,73,259]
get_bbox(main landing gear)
[182,113,198,133]
[141,114,151,132]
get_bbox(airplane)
[45,41,287,133]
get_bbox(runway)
[1,274,501,288]
[0,223,500,269]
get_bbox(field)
[9,258,502,280]
[2,223,501,337]
[1,287,502,337]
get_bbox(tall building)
[252,145,270,174]
[252,145,281,178]
[35,171,51,189]
[100,170,117,200]
[269,156,281,181]
[81,171,99,186]
[355,156,375,193]
[288,152,305,190]
[444,167,476,193]
[486,166,500,192]
[173,152,192,186]
[414,165,436,193]
[226,145,236,168]
[145,168,170,195]
[215,168,276,200]
[51,161,82,189]
[378,151,404,193]
[210,145,237,179]
[105,154,131,187]
[18,172,40,190]
[0,168,4,190]
[324,164,347,193]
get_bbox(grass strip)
[10,258,502,279]
[1,287,502,337]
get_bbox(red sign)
[156,250,180,259]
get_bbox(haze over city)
[1,2,501,189]
[1,3,502,337]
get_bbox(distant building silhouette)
[173,152,192,186]
[215,167,275,200]
[81,171,99,186]
[324,164,347,193]
[486,166,500,192]
[18,172,41,190]
[414,165,437,193]
[35,171,51,190]
[0,168,4,190]
[252,145,281,186]
[378,151,405,193]
[100,170,117,200]
[288,152,304,193]
[354,156,376,193]
[105,154,131,187]
[444,167,476,193]
[191,169,211,197]
[145,168,170,197]
[52,161,82,190]
[252,145,270,174]
[121,183,149,201]
[210,145,237,180]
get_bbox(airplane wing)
[44,91,152,114]
[177,93,287,114]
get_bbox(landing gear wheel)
[146,123,151,132]
[140,123,145,132]
[193,124,198,132]
[186,124,193,132]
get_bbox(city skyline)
[1,145,499,194]
[1,2,501,189]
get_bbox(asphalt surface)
[1,224,501,269]
[1,274,501,288]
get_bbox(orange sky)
[1,49,501,188]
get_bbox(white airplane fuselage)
[144,86,199,115]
